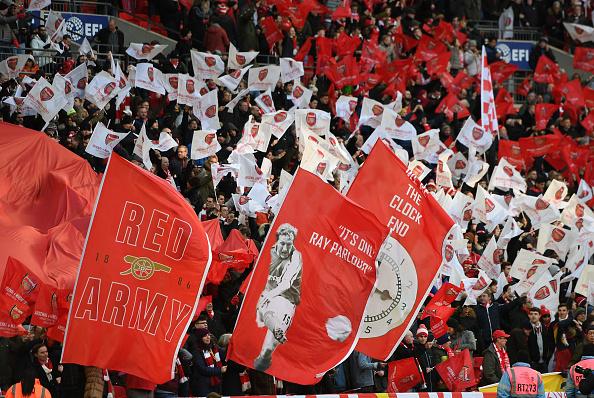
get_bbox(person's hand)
[376,370,385,377]
[221,366,228,374]
[58,365,64,372]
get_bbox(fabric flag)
[79,38,93,56]
[573,47,594,73]
[563,23,594,43]
[412,129,445,164]
[481,46,499,138]
[543,179,568,208]
[510,249,555,295]
[488,157,527,192]
[0,257,42,323]
[260,16,283,49]
[498,7,514,39]
[536,224,576,260]
[575,264,594,296]
[581,112,594,132]
[535,103,558,130]
[498,216,522,250]
[85,122,129,159]
[254,89,276,114]
[347,141,455,360]
[191,50,225,80]
[473,186,508,232]
[436,349,476,391]
[457,117,493,154]
[217,65,252,92]
[300,134,340,181]
[448,191,474,230]
[248,65,281,91]
[387,357,424,392]
[52,74,75,111]
[279,58,304,84]
[378,108,417,141]
[577,180,593,203]
[529,271,561,317]
[463,157,490,188]
[510,193,560,230]
[191,130,221,160]
[464,270,492,305]
[407,160,430,181]
[260,110,294,139]
[126,43,167,60]
[45,10,65,42]
[228,168,387,384]
[489,61,518,84]
[290,80,313,109]
[61,153,211,383]
[588,282,594,308]
[134,63,165,95]
[237,154,265,187]
[422,283,462,319]
[84,71,119,110]
[162,74,179,101]
[447,152,469,184]
[534,56,560,84]
[477,236,503,280]
[27,0,51,10]
[24,77,68,123]
[359,97,384,128]
[295,109,331,137]
[114,62,131,108]
[436,153,454,190]
[225,88,250,113]
[227,43,258,70]
[176,74,204,106]
[193,89,220,130]
[65,63,88,100]
[30,282,59,327]
[335,96,358,122]
[0,54,31,79]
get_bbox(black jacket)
[93,27,124,54]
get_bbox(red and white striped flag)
[481,46,499,138]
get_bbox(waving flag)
[481,46,499,138]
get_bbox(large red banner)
[228,169,388,385]
[61,154,212,383]
[347,141,455,360]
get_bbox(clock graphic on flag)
[361,236,418,338]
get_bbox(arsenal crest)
[371,104,383,116]
[306,112,316,127]
[103,82,116,96]
[40,87,54,101]
[274,111,287,122]
[186,79,195,94]
[205,105,217,118]
[258,68,268,81]
[205,56,216,67]
[204,133,216,145]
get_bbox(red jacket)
[204,24,230,53]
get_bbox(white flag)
[457,117,493,154]
[335,95,358,122]
[85,122,129,158]
[290,80,312,109]
[407,160,431,181]
[162,74,179,101]
[247,65,281,91]
[227,43,259,70]
[211,163,239,187]
[448,190,474,230]
[114,61,131,108]
[217,65,252,91]
[563,22,594,43]
[377,107,416,141]
[237,154,266,187]
[473,185,508,232]
[488,157,527,192]
[498,7,514,39]
[191,50,225,80]
[575,263,594,296]
[260,110,295,139]
[295,109,331,137]
[463,157,490,188]
[279,57,304,83]
[133,123,153,170]
[510,249,556,296]
[529,272,560,318]
[152,131,178,152]
[301,134,340,181]
[358,97,384,128]
[52,73,75,110]
[464,270,492,305]
[447,151,469,184]
[0,54,31,79]
[45,10,66,42]
[436,153,454,189]
[498,216,522,249]
[577,179,593,202]
[193,89,220,130]
[481,46,499,138]
[191,130,221,159]
[561,195,594,230]
[510,193,560,230]
[65,62,88,100]
[477,236,502,280]
[27,0,51,11]
[411,129,444,163]
[225,88,250,113]
[252,120,272,153]
[537,224,576,260]
[79,38,94,56]
[254,88,276,113]
[24,77,67,123]
[176,74,205,106]
[543,179,569,208]
[126,43,168,60]
[134,63,165,95]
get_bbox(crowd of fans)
[1,0,594,397]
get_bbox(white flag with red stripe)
[481,46,499,138]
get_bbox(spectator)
[482,330,510,386]
[348,351,385,393]
[529,37,556,71]
[92,18,124,54]
[203,19,230,54]
[190,328,227,396]
[528,307,553,373]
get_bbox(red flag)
[448,71,475,95]
[498,140,526,170]
[261,17,283,50]
[331,3,351,20]
[360,40,386,72]
[435,349,476,391]
[216,229,256,272]
[584,87,594,109]
[555,79,585,108]
[433,21,455,43]
[415,35,447,62]
[436,93,470,120]
[202,219,227,285]
[535,103,558,130]
[489,61,518,84]
[426,52,451,77]
[573,47,594,73]
[347,141,455,361]
[534,55,560,84]
[519,134,563,159]
[316,36,334,74]
[228,169,387,384]
[387,357,424,392]
[393,32,418,52]
[495,88,515,119]
[45,287,72,342]
[295,37,313,61]
[430,314,452,338]
[581,112,594,132]
[61,154,212,383]
[30,282,59,327]
[0,257,42,312]
[334,32,361,58]
[422,282,462,319]
[516,76,532,97]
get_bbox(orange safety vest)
[5,380,50,398]
[506,366,542,398]
[570,358,594,387]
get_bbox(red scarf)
[494,344,510,372]
[203,347,222,386]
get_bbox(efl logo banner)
[228,168,387,385]
[347,141,455,361]
[62,154,212,383]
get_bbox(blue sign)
[31,12,108,43]
[496,40,534,71]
